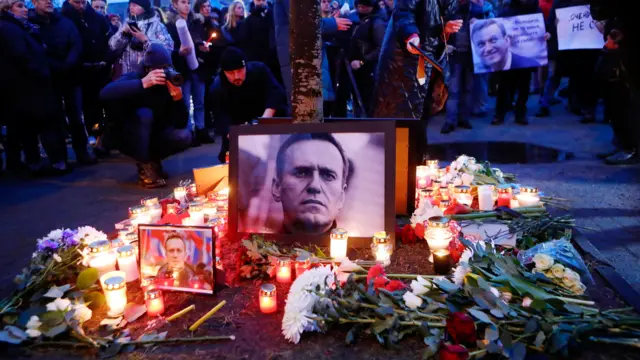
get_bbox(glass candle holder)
[88,240,117,276]
[433,249,452,275]
[276,257,292,284]
[416,165,430,190]
[213,213,229,236]
[438,198,450,212]
[440,182,451,200]
[517,186,540,207]
[330,228,348,260]
[424,216,453,252]
[478,185,495,211]
[417,189,434,208]
[453,185,473,206]
[117,244,139,282]
[259,283,277,314]
[166,203,179,215]
[215,188,230,212]
[182,217,196,226]
[159,270,175,287]
[145,289,165,317]
[203,202,217,222]
[100,271,127,317]
[187,183,198,197]
[497,185,512,208]
[143,197,163,223]
[371,231,393,267]
[128,205,148,219]
[193,195,207,203]
[174,186,188,204]
[427,160,439,179]
[141,276,157,293]
[295,254,311,278]
[124,232,138,245]
[111,237,125,250]
[189,274,206,290]
[189,202,205,225]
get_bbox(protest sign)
[556,5,605,50]
[470,13,548,74]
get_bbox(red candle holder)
[276,258,292,284]
[497,185,512,208]
[259,284,277,314]
[145,289,165,316]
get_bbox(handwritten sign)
[556,5,604,50]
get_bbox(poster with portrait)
[555,5,604,50]
[228,121,396,248]
[139,225,215,294]
[470,14,548,74]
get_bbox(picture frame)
[138,224,216,294]
[229,121,396,248]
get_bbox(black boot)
[196,128,215,144]
[153,161,169,179]
[136,163,167,189]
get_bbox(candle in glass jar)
[295,254,311,278]
[453,185,473,206]
[203,202,217,222]
[111,237,125,250]
[143,197,163,223]
[100,271,127,317]
[440,183,451,200]
[141,276,157,293]
[330,228,348,260]
[215,188,230,212]
[416,165,430,190]
[166,203,179,215]
[427,160,439,179]
[433,249,452,275]
[129,205,147,219]
[371,231,393,267]
[424,217,453,252]
[145,289,165,317]
[190,275,205,290]
[174,186,188,204]
[259,283,277,314]
[497,185,512,208]
[187,183,198,197]
[438,198,450,212]
[478,185,495,211]
[189,202,205,225]
[417,189,434,208]
[517,187,540,207]
[182,217,196,226]
[88,240,117,276]
[276,258,292,283]
[117,244,139,282]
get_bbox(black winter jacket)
[165,10,206,75]
[61,1,112,65]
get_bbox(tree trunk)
[290,0,323,123]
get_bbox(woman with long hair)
[221,0,247,50]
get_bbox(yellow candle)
[189,300,227,332]
[167,304,196,322]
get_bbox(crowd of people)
[0,0,637,188]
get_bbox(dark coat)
[221,18,249,52]
[244,2,277,64]
[371,0,457,118]
[0,11,59,120]
[209,61,287,133]
[198,16,226,83]
[28,10,82,87]
[165,10,206,75]
[545,0,587,61]
[347,9,387,68]
[61,2,112,65]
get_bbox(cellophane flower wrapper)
[517,239,594,285]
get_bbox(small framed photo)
[138,224,215,294]
[229,121,396,248]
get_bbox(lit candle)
[142,197,163,223]
[416,165,430,190]
[517,187,540,207]
[190,275,205,290]
[145,289,165,317]
[182,217,196,226]
[497,185,512,208]
[437,168,446,180]
[417,189,434,208]
[215,188,230,212]
[424,216,453,252]
[371,231,393,267]
[88,240,117,277]
[438,198,450,212]
[100,271,127,317]
[276,257,292,284]
[111,237,125,250]
[188,183,198,197]
[259,283,277,314]
[203,202,217,222]
[478,185,495,211]
[295,254,311,278]
[427,159,439,179]
[124,232,138,245]
[330,228,349,260]
[117,244,139,282]
[440,182,451,200]
[166,203,179,215]
[510,199,520,209]
[189,202,205,225]
[453,185,473,206]
[433,249,452,275]
[129,205,147,219]
[159,270,175,287]
[174,186,188,205]
[141,276,157,293]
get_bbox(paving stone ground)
[1,94,639,297]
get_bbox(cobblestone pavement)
[1,95,639,297]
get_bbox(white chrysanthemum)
[282,265,335,344]
[46,229,64,240]
[75,226,107,244]
[461,173,474,185]
[452,263,471,286]
[410,202,444,229]
[459,248,473,264]
[46,298,71,312]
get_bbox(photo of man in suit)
[471,19,540,72]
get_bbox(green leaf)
[423,335,441,359]
[84,292,106,310]
[548,331,571,354]
[40,311,65,327]
[16,306,46,328]
[44,323,68,338]
[375,306,396,318]
[433,278,461,293]
[485,325,499,341]
[500,330,513,348]
[525,318,539,334]
[486,341,502,354]
[534,331,546,348]
[508,342,526,360]
[372,315,397,334]
[564,304,583,314]
[531,299,547,311]
[489,309,504,318]
[468,309,493,324]
[76,268,100,290]
[100,342,124,359]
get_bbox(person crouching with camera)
[100,43,192,188]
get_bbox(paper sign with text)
[470,14,548,74]
[556,5,604,50]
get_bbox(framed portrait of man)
[228,121,397,248]
[138,225,216,294]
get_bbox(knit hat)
[354,0,376,7]
[220,46,246,71]
[130,0,152,12]
[143,43,173,68]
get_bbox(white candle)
[517,187,540,207]
[478,185,495,211]
[143,197,163,223]
[174,186,188,205]
[330,228,348,260]
[203,202,217,222]
[88,240,117,277]
[371,231,392,267]
[424,216,453,252]
[117,244,139,282]
[453,185,473,207]
[189,202,205,225]
[182,217,196,226]
[510,199,520,208]
[131,214,152,228]
[100,271,127,317]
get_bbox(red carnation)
[448,238,466,264]
[414,222,425,239]
[446,312,477,345]
[372,276,388,292]
[439,344,469,360]
[366,264,386,286]
[401,224,418,245]
[384,280,407,292]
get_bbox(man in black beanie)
[210,46,288,163]
[100,43,192,188]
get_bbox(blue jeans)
[182,71,206,130]
[540,60,561,108]
[445,52,474,125]
[472,73,489,113]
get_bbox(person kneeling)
[100,43,192,188]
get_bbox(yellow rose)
[550,264,565,278]
[533,253,554,271]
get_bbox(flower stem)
[588,337,640,348]
[336,318,445,327]
[555,296,595,306]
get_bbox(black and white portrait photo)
[234,129,390,238]
[471,14,548,74]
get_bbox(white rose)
[533,253,554,271]
[562,269,581,288]
[550,264,565,278]
[403,291,423,310]
[522,297,533,308]
[26,316,42,330]
[500,292,513,303]
[490,287,500,298]
[337,258,365,273]
[410,276,432,295]
[26,329,42,338]
[571,283,587,296]
[46,298,71,312]
[461,173,474,185]
[71,304,93,323]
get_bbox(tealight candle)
[142,197,163,223]
[100,271,127,317]
[189,202,205,225]
[276,257,292,284]
[129,205,147,219]
[453,185,473,206]
[124,232,138,245]
[439,198,450,212]
[424,216,453,252]
[189,275,206,290]
[371,231,393,267]
[174,186,188,204]
[478,185,495,211]
[141,276,157,293]
[259,283,277,314]
[203,202,217,222]
[497,185,512,208]
[295,254,311,277]
[145,289,165,317]
[166,203,179,215]
[330,228,348,260]
[517,187,540,207]
[433,249,452,275]
[215,188,230,212]
[111,237,125,250]
[117,244,139,282]
[88,240,117,276]
[416,165,430,190]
